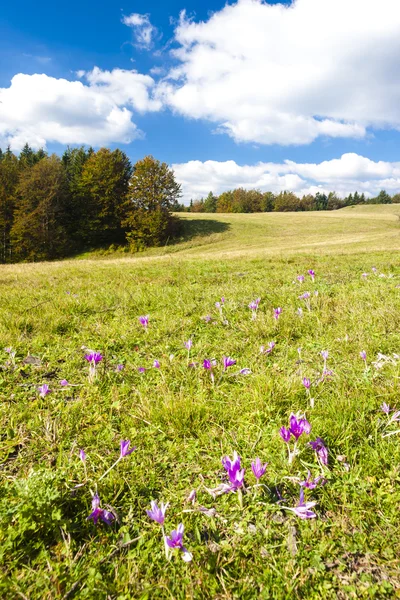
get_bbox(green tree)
[122,155,181,250]
[368,189,392,204]
[80,148,132,246]
[0,149,19,262]
[19,143,47,169]
[274,191,301,212]
[11,155,69,261]
[314,192,328,211]
[261,192,275,212]
[203,191,217,213]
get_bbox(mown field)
[1,205,400,599]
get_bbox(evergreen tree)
[315,192,328,211]
[203,191,217,213]
[11,155,70,261]
[122,155,181,250]
[0,149,19,262]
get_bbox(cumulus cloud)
[0,68,162,150]
[160,0,400,145]
[172,153,400,202]
[122,13,157,50]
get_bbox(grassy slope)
[1,206,400,599]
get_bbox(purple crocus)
[153,360,160,369]
[288,413,311,439]
[38,384,51,398]
[308,269,316,281]
[261,341,275,355]
[85,352,103,364]
[273,307,283,320]
[381,402,391,414]
[139,315,149,328]
[279,427,291,442]
[251,458,268,481]
[87,493,114,526]
[360,350,367,361]
[302,377,311,390]
[79,449,86,463]
[184,339,193,351]
[223,356,236,371]
[116,364,124,372]
[292,489,317,519]
[299,470,323,489]
[203,358,216,382]
[120,440,136,458]
[222,451,245,489]
[138,367,146,373]
[146,501,169,525]
[309,437,328,466]
[249,298,261,311]
[239,368,251,375]
[166,524,193,561]
[321,350,329,361]
[299,292,311,300]
[297,275,305,283]
[60,379,69,387]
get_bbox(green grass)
[1,206,400,598]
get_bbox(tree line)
[179,188,396,213]
[0,145,181,263]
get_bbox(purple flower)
[146,500,169,525]
[381,402,391,414]
[223,356,236,371]
[153,360,160,369]
[120,440,136,458]
[239,368,251,375]
[138,367,146,373]
[222,451,245,489]
[251,458,268,481]
[297,275,305,283]
[85,352,103,364]
[5,347,13,353]
[292,488,317,519]
[60,379,69,387]
[116,364,124,372]
[372,267,377,273]
[299,292,311,300]
[279,427,291,443]
[288,413,311,439]
[362,272,368,278]
[321,350,329,361]
[261,341,275,355]
[273,307,282,320]
[302,377,311,390]
[87,493,114,525]
[308,269,316,281]
[249,298,261,311]
[184,339,193,351]
[203,359,212,370]
[309,437,328,465]
[297,307,303,317]
[166,523,193,562]
[203,315,212,323]
[38,384,50,398]
[139,315,149,328]
[79,449,86,462]
[360,350,367,361]
[299,470,323,489]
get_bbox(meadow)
[1,205,400,599]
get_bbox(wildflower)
[203,359,216,382]
[139,315,149,328]
[116,364,124,372]
[299,470,323,489]
[302,377,311,390]
[297,275,305,283]
[79,449,86,462]
[239,368,251,375]
[290,489,317,519]
[288,413,311,439]
[185,489,197,504]
[362,273,368,278]
[222,451,245,489]
[223,356,236,371]
[260,341,275,354]
[146,501,169,525]
[360,350,367,361]
[381,402,391,414]
[249,298,261,311]
[184,339,193,351]
[5,347,12,353]
[138,367,146,373]
[251,458,268,481]
[87,493,114,526]
[60,379,69,386]
[309,437,328,466]
[120,440,136,458]
[38,384,50,398]
[297,307,303,317]
[372,267,377,273]
[273,307,283,320]
[203,315,212,323]
[84,352,103,364]
[299,292,311,300]
[166,524,193,561]
[308,269,316,281]
[321,350,329,361]
[153,360,160,369]
[279,427,291,443]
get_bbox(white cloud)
[172,153,400,202]
[122,13,157,50]
[0,68,162,150]
[160,0,400,145]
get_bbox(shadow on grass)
[172,217,230,245]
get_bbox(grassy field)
[1,205,400,599]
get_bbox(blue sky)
[1,0,400,200]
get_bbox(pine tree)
[203,191,217,212]
[0,149,19,262]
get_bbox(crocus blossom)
[38,384,50,398]
[222,451,245,490]
[308,269,316,281]
[116,364,124,372]
[138,367,146,373]
[297,275,305,283]
[139,315,149,328]
[84,352,103,364]
[299,292,311,300]
[360,350,367,361]
[79,449,86,463]
[279,427,291,443]
[120,440,136,458]
[153,360,160,369]
[381,402,391,414]
[321,350,329,361]
[184,340,193,351]
[260,341,275,355]
[291,489,317,519]
[223,356,236,371]
[251,458,268,481]
[146,501,169,525]
[273,307,283,320]
[239,368,251,375]
[166,523,193,561]
[288,414,311,439]
[309,437,328,465]
[60,379,69,387]
[87,493,114,525]
[299,470,324,489]
[302,377,311,390]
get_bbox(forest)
[0,143,397,263]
